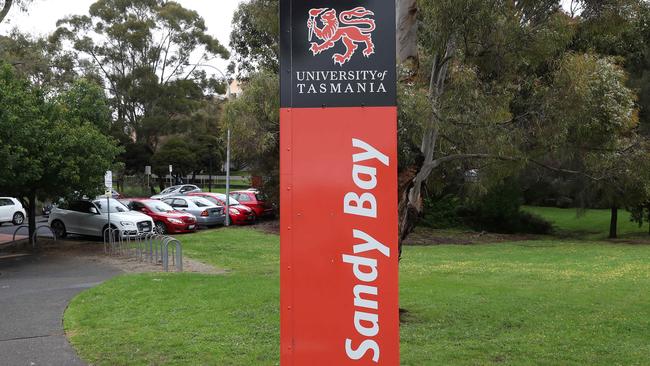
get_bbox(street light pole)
[208,144,213,192]
[195,63,233,227]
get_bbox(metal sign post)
[280,1,399,364]
[145,165,151,190]
[169,165,173,187]
[104,171,113,247]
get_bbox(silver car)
[162,196,225,227]
[151,185,202,200]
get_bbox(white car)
[48,199,154,239]
[0,197,26,226]
[151,185,202,200]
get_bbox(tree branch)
[0,0,13,24]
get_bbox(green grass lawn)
[64,226,650,365]
[524,206,647,239]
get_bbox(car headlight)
[167,218,183,225]
[229,208,240,215]
[120,221,136,227]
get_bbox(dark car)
[230,189,275,218]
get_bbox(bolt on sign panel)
[280,0,399,365]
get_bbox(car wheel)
[12,212,25,226]
[51,220,67,239]
[155,221,167,235]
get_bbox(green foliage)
[230,0,279,75]
[151,137,197,178]
[0,63,122,202]
[54,0,230,149]
[0,29,78,86]
[222,72,279,201]
[421,195,464,229]
[457,182,553,234]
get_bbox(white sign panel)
[104,171,113,189]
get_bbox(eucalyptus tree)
[53,0,230,150]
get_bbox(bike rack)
[12,225,56,248]
[102,228,183,272]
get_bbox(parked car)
[110,189,124,199]
[42,203,56,217]
[188,192,256,225]
[0,197,26,225]
[161,196,225,228]
[151,185,201,199]
[120,198,198,235]
[230,189,275,218]
[48,199,154,239]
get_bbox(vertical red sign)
[280,1,398,365]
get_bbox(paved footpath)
[0,254,121,365]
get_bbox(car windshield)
[160,187,179,194]
[93,199,129,213]
[226,197,240,205]
[214,195,239,205]
[202,196,222,206]
[190,198,213,207]
[146,201,175,213]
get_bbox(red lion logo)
[307,7,376,66]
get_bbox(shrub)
[421,195,464,229]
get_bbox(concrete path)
[0,254,121,365]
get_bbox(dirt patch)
[39,240,225,274]
[255,219,280,234]
[404,227,538,246]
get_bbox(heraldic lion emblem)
[307,7,376,66]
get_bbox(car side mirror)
[89,207,99,215]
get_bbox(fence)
[103,228,183,272]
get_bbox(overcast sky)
[0,0,243,72]
[0,0,575,73]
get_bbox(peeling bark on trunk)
[396,0,418,68]
[397,37,457,255]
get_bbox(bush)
[457,181,553,235]
[421,195,464,229]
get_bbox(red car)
[230,189,275,218]
[188,192,256,225]
[121,198,197,234]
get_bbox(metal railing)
[103,228,183,272]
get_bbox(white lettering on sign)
[342,138,391,363]
[295,70,389,96]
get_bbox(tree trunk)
[609,206,618,239]
[396,0,418,68]
[397,37,457,255]
[27,191,37,250]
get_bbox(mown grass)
[524,206,647,239]
[65,225,650,365]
